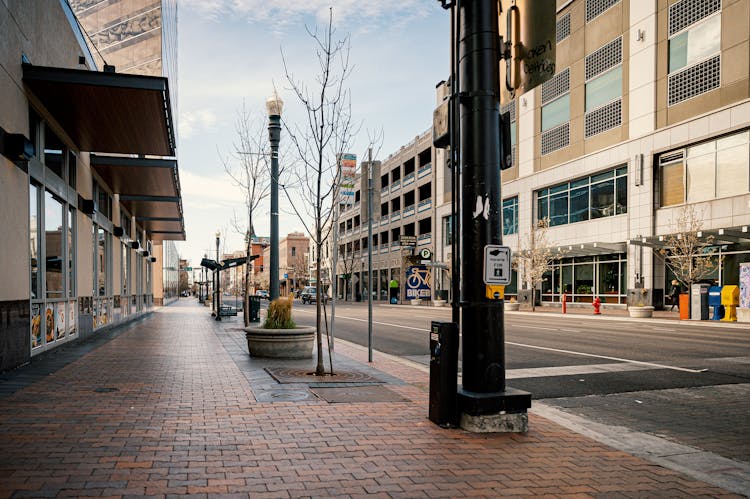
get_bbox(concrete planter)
[410,299,422,306]
[433,299,447,307]
[244,325,315,359]
[628,306,654,318]
[505,302,520,311]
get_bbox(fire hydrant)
[593,296,602,315]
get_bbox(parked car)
[300,286,327,304]
[255,290,269,300]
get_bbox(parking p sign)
[483,245,511,285]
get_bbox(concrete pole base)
[459,411,528,433]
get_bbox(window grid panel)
[585,99,622,137]
[501,100,516,123]
[541,122,570,155]
[586,0,620,22]
[669,0,721,37]
[541,68,570,105]
[668,54,720,106]
[556,13,571,43]
[585,37,622,81]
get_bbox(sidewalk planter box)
[410,299,422,306]
[433,299,446,307]
[505,301,520,311]
[628,306,654,318]
[244,325,315,359]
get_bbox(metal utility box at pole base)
[429,321,459,427]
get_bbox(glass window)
[502,197,518,235]
[716,144,749,197]
[586,66,622,112]
[67,207,75,297]
[615,175,627,214]
[67,151,77,189]
[97,227,108,297]
[569,187,589,223]
[43,125,64,179]
[668,14,721,73]
[537,194,549,221]
[122,243,129,295]
[443,215,452,246]
[598,261,620,294]
[45,191,64,298]
[686,151,715,202]
[591,179,615,218]
[549,191,568,226]
[30,184,39,300]
[574,264,594,295]
[660,161,685,206]
[542,94,570,132]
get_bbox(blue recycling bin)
[708,286,724,320]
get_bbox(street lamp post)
[215,230,222,321]
[267,93,283,301]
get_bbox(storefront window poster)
[31,304,42,349]
[45,304,54,344]
[55,302,66,340]
[68,301,77,336]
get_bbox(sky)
[176,1,449,266]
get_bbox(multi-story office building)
[0,1,184,371]
[259,232,310,294]
[438,0,750,309]
[71,0,181,306]
[334,132,436,301]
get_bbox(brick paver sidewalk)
[0,301,740,497]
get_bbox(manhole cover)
[265,367,380,384]
[93,387,119,393]
[310,386,410,403]
[254,389,316,402]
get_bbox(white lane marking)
[506,341,707,373]
[295,310,427,332]
[558,328,582,333]
[506,362,649,379]
[299,310,707,374]
[516,324,558,331]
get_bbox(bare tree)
[513,218,556,312]
[221,102,271,326]
[660,205,719,290]
[281,9,356,375]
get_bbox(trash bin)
[429,321,459,427]
[248,295,261,323]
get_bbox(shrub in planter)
[263,297,296,329]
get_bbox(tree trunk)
[315,226,325,375]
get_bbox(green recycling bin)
[248,295,261,322]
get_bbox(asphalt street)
[292,301,750,465]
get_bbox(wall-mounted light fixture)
[131,241,140,250]
[636,29,645,42]
[0,126,34,170]
[78,195,95,215]
[113,226,124,237]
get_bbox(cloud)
[179,109,219,139]
[180,0,430,30]
[180,170,245,205]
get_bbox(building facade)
[260,233,310,294]
[71,0,181,306]
[334,132,436,302]
[0,1,184,372]
[329,0,750,310]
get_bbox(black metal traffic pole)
[458,0,505,395]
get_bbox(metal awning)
[552,241,627,258]
[628,225,750,249]
[22,64,175,156]
[90,154,184,240]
